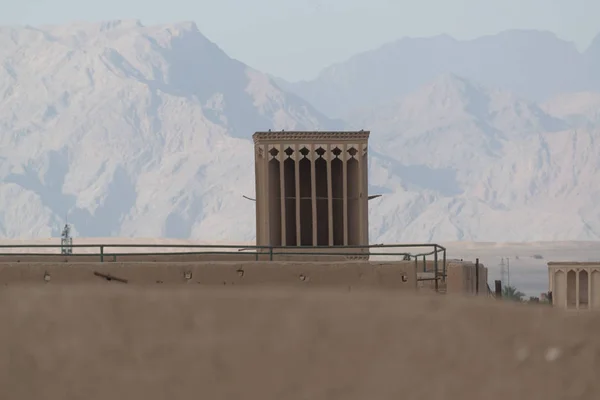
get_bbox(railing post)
[100,245,104,263]
[269,246,273,261]
[434,249,439,292]
[475,258,480,295]
[442,248,446,282]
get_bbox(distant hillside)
[349,74,600,242]
[0,20,340,240]
[280,30,598,117]
[1,21,600,243]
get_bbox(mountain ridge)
[281,29,597,117]
[349,73,600,242]
[0,20,338,240]
[1,21,600,243]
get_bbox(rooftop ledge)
[548,262,600,266]
[253,131,370,144]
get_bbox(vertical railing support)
[475,258,480,295]
[442,248,446,282]
[434,249,439,292]
[269,246,273,261]
[100,246,104,262]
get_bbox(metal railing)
[0,242,447,286]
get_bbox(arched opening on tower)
[315,152,329,246]
[299,148,313,246]
[284,150,297,246]
[567,270,576,309]
[268,157,282,246]
[331,151,344,246]
[347,149,359,246]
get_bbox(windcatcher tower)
[253,131,369,254]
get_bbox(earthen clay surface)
[1,285,599,399]
[0,261,416,289]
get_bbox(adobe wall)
[0,261,417,290]
[2,285,598,399]
[0,257,487,295]
[412,259,446,273]
[446,261,488,295]
[414,260,488,295]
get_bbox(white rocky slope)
[352,75,600,242]
[1,21,600,243]
[0,20,339,240]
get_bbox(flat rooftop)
[252,130,370,144]
[548,261,600,266]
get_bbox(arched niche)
[567,270,576,309]
[283,147,296,245]
[298,147,312,246]
[579,269,589,308]
[592,270,600,308]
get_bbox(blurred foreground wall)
[0,285,597,400]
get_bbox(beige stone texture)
[445,261,488,295]
[0,285,597,400]
[0,261,417,289]
[0,256,489,295]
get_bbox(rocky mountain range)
[278,30,600,118]
[1,20,599,242]
[0,20,338,240]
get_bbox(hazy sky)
[1,0,598,81]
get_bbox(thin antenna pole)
[61,212,73,255]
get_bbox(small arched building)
[548,262,600,310]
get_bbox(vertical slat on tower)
[358,143,365,247]
[294,143,301,246]
[263,144,270,246]
[342,143,348,246]
[310,143,317,246]
[279,143,286,246]
[326,143,333,246]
